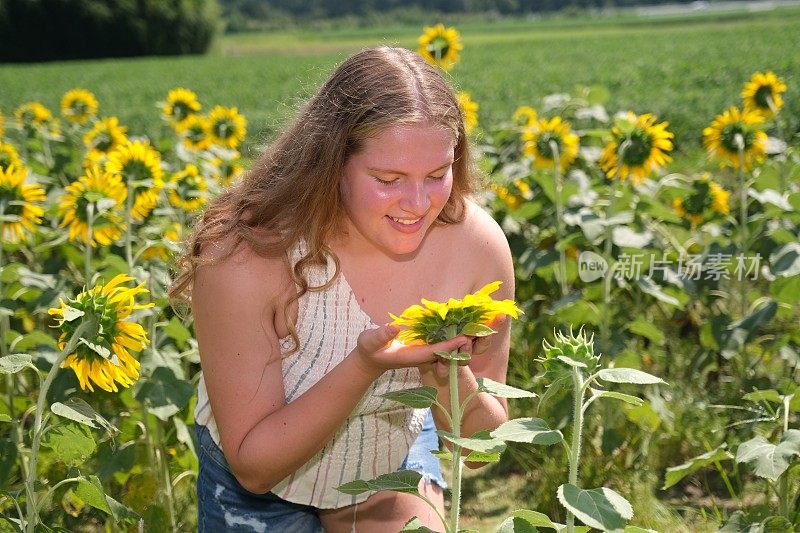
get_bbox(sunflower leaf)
[596,368,665,385]
[437,431,506,453]
[61,306,85,322]
[490,418,563,445]
[77,338,118,365]
[381,387,438,409]
[75,475,111,514]
[399,517,438,532]
[0,353,35,374]
[556,484,632,531]
[662,445,733,489]
[589,389,644,407]
[51,398,118,436]
[435,350,471,361]
[477,377,537,399]
[460,322,496,337]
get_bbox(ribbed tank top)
[194,240,428,509]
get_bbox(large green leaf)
[503,510,590,532]
[556,484,632,532]
[336,470,422,496]
[626,319,665,346]
[663,445,733,489]
[497,516,540,533]
[735,430,800,481]
[596,368,665,385]
[769,242,800,277]
[589,389,643,407]
[399,517,439,532]
[437,431,506,454]
[476,377,536,399]
[51,398,117,435]
[75,475,111,514]
[0,354,34,374]
[381,386,439,409]
[718,510,793,532]
[163,316,192,350]
[490,418,563,445]
[721,301,778,359]
[41,422,97,467]
[134,367,194,421]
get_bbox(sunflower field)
[1,8,799,533]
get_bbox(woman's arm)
[193,243,469,493]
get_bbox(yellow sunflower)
[512,106,538,128]
[57,166,127,247]
[210,154,244,187]
[168,164,208,212]
[61,88,99,124]
[0,164,46,243]
[389,281,521,345]
[162,88,202,130]
[181,114,212,151]
[48,274,153,392]
[83,116,128,162]
[672,175,730,226]
[105,140,164,221]
[522,116,580,171]
[207,106,247,149]
[140,222,182,262]
[742,71,787,117]
[457,92,479,135]
[703,107,767,170]
[418,23,463,71]
[491,179,531,211]
[15,102,52,128]
[0,142,22,171]
[599,112,674,186]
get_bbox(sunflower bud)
[539,327,600,374]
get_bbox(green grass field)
[1,6,798,157]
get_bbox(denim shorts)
[195,409,445,532]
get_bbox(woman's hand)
[352,324,470,378]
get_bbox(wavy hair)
[169,46,479,352]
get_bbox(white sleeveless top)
[194,241,428,509]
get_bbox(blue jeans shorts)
[195,409,445,532]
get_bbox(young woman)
[170,46,515,532]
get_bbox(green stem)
[566,367,585,533]
[779,396,791,518]
[550,141,568,297]
[448,358,463,533]
[125,183,134,269]
[766,96,788,194]
[24,320,93,533]
[736,137,748,319]
[85,203,95,285]
[35,476,84,514]
[600,178,619,354]
[155,420,177,532]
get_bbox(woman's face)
[339,122,455,258]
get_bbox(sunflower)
[210,154,244,187]
[207,106,247,149]
[418,23,463,71]
[61,88,99,124]
[162,88,202,130]
[492,179,531,211]
[742,71,787,117]
[703,107,767,170]
[83,117,128,162]
[168,164,208,212]
[48,274,153,392]
[57,166,127,247]
[672,175,730,225]
[140,222,182,262]
[0,164,46,243]
[457,92,479,135]
[105,140,164,221]
[599,112,674,186]
[389,281,521,345]
[512,106,538,128]
[0,142,22,171]
[15,102,53,128]
[181,115,212,152]
[522,116,580,171]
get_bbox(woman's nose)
[399,180,430,214]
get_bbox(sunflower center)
[176,176,200,198]
[0,152,15,169]
[0,186,25,216]
[69,101,90,116]
[430,36,450,57]
[720,122,755,153]
[171,101,193,121]
[121,159,154,183]
[619,130,654,167]
[536,133,561,160]
[683,181,712,214]
[213,119,234,139]
[754,86,773,109]
[92,131,114,152]
[187,125,205,142]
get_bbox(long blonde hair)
[169,46,478,351]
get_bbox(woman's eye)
[427,174,446,181]
[373,176,399,185]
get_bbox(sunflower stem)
[24,319,93,533]
[550,140,568,297]
[448,357,463,533]
[565,366,586,533]
[124,182,134,270]
[155,418,178,532]
[84,202,95,285]
[735,137,748,319]
[600,177,619,354]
